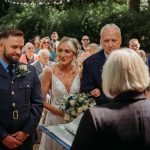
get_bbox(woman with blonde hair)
[40,36,56,61]
[39,37,81,150]
[79,43,99,62]
[71,48,150,150]
[86,43,99,56]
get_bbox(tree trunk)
[127,0,141,12]
[148,0,150,8]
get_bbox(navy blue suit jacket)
[81,50,109,105]
[0,62,43,149]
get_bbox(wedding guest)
[33,35,40,54]
[40,36,56,62]
[19,42,39,64]
[32,49,54,81]
[0,28,43,150]
[80,35,90,53]
[40,36,51,50]
[80,23,122,105]
[129,38,146,63]
[39,37,81,150]
[71,48,150,150]
[79,43,99,62]
[86,43,99,56]
[32,49,54,144]
[51,31,60,52]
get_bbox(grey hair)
[24,42,34,52]
[38,49,50,57]
[102,48,149,98]
[129,38,139,45]
[100,23,121,37]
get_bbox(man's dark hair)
[0,28,24,40]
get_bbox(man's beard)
[3,50,20,64]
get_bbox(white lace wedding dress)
[39,69,80,150]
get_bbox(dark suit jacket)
[80,50,109,105]
[0,62,43,149]
[71,92,150,150]
[32,61,43,77]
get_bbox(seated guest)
[71,48,150,150]
[79,43,99,62]
[86,43,99,56]
[33,35,40,54]
[32,49,54,144]
[129,38,146,63]
[80,35,90,53]
[40,36,56,62]
[19,42,39,64]
[32,49,54,81]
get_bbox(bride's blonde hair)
[57,37,81,66]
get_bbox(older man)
[80,23,122,105]
[32,49,54,81]
[129,38,146,63]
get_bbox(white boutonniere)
[16,64,30,77]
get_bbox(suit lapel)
[37,61,43,74]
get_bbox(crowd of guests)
[1,23,150,150]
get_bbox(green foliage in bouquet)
[59,93,96,122]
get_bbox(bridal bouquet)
[59,93,96,122]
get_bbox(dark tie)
[54,43,56,51]
[7,65,14,78]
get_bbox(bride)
[39,37,81,150]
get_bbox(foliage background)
[0,0,150,52]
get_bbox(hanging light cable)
[5,0,65,5]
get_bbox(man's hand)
[11,131,28,143]
[90,88,101,97]
[1,135,22,149]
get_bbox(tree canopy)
[1,0,150,52]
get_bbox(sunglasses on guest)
[43,41,50,44]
